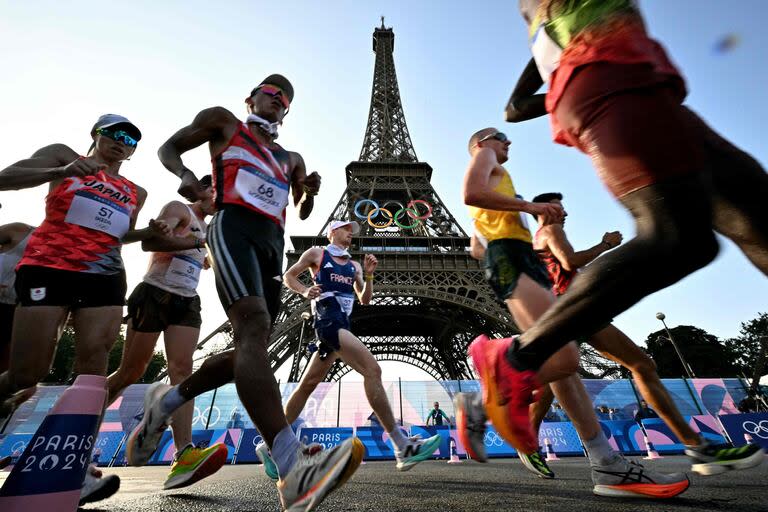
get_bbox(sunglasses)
[257,85,290,110]
[478,132,509,144]
[96,128,138,147]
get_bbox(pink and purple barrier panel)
[112,429,241,466]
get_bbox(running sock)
[272,425,301,479]
[584,430,618,467]
[160,386,187,416]
[388,427,409,451]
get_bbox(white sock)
[388,427,409,451]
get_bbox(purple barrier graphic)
[233,429,264,464]
[538,422,583,456]
[355,426,402,460]
[90,431,125,467]
[297,427,354,451]
[640,419,685,454]
[688,415,728,445]
[689,379,741,416]
[114,429,241,466]
[599,420,643,455]
[409,426,450,458]
[484,424,517,458]
[718,413,768,449]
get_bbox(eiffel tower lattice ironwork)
[261,20,517,383]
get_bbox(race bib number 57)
[64,191,131,239]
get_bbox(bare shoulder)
[31,143,80,165]
[198,106,239,127]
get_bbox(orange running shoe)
[592,456,690,498]
[468,334,539,454]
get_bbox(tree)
[43,326,167,384]
[724,312,768,380]
[644,325,741,378]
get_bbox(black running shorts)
[484,239,553,301]
[206,205,284,319]
[313,297,351,360]
[15,265,126,308]
[126,282,202,332]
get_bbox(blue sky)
[0,1,766,381]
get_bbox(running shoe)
[395,434,442,471]
[519,448,555,479]
[685,442,765,475]
[79,464,121,505]
[278,437,364,512]
[468,334,539,454]
[454,392,488,462]
[255,441,279,481]
[163,443,228,490]
[591,455,689,498]
[126,382,173,466]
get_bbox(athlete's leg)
[515,176,719,371]
[284,352,335,425]
[71,306,123,376]
[588,324,699,444]
[681,108,768,275]
[228,296,287,447]
[530,384,555,436]
[0,306,68,400]
[106,322,161,404]
[336,329,398,432]
[179,350,234,400]
[163,325,200,449]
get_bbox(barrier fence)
[2,378,765,466]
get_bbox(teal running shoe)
[255,441,279,481]
[395,434,441,471]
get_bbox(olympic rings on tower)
[353,198,434,230]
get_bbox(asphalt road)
[3,456,767,512]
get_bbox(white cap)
[326,220,360,238]
[91,114,142,141]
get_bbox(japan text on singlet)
[18,171,138,274]
[212,124,292,229]
[311,250,357,318]
[468,169,532,244]
[143,204,207,297]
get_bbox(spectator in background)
[425,401,451,426]
[634,400,660,423]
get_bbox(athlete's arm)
[0,144,106,191]
[141,201,201,252]
[158,106,236,202]
[284,247,324,299]
[353,255,377,304]
[505,58,547,123]
[0,223,32,248]
[544,225,620,272]
[289,152,320,220]
[469,233,486,261]
[463,149,561,223]
[122,187,172,244]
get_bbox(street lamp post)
[655,312,697,379]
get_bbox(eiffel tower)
[260,19,516,382]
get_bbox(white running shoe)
[125,382,173,466]
[278,437,364,512]
[79,464,120,505]
[395,434,442,471]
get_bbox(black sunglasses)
[478,132,508,144]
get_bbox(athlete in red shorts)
[468,0,767,485]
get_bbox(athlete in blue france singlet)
[311,249,357,359]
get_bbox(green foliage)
[644,325,741,378]
[43,326,167,384]
[724,312,768,379]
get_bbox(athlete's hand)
[525,202,564,224]
[303,285,323,300]
[303,172,322,196]
[178,170,207,202]
[148,218,172,237]
[58,157,106,179]
[602,231,623,249]
[363,254,378,274]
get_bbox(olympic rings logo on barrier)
[743,420,768,440]
[353,199,433,229]
[484,431,505,447]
